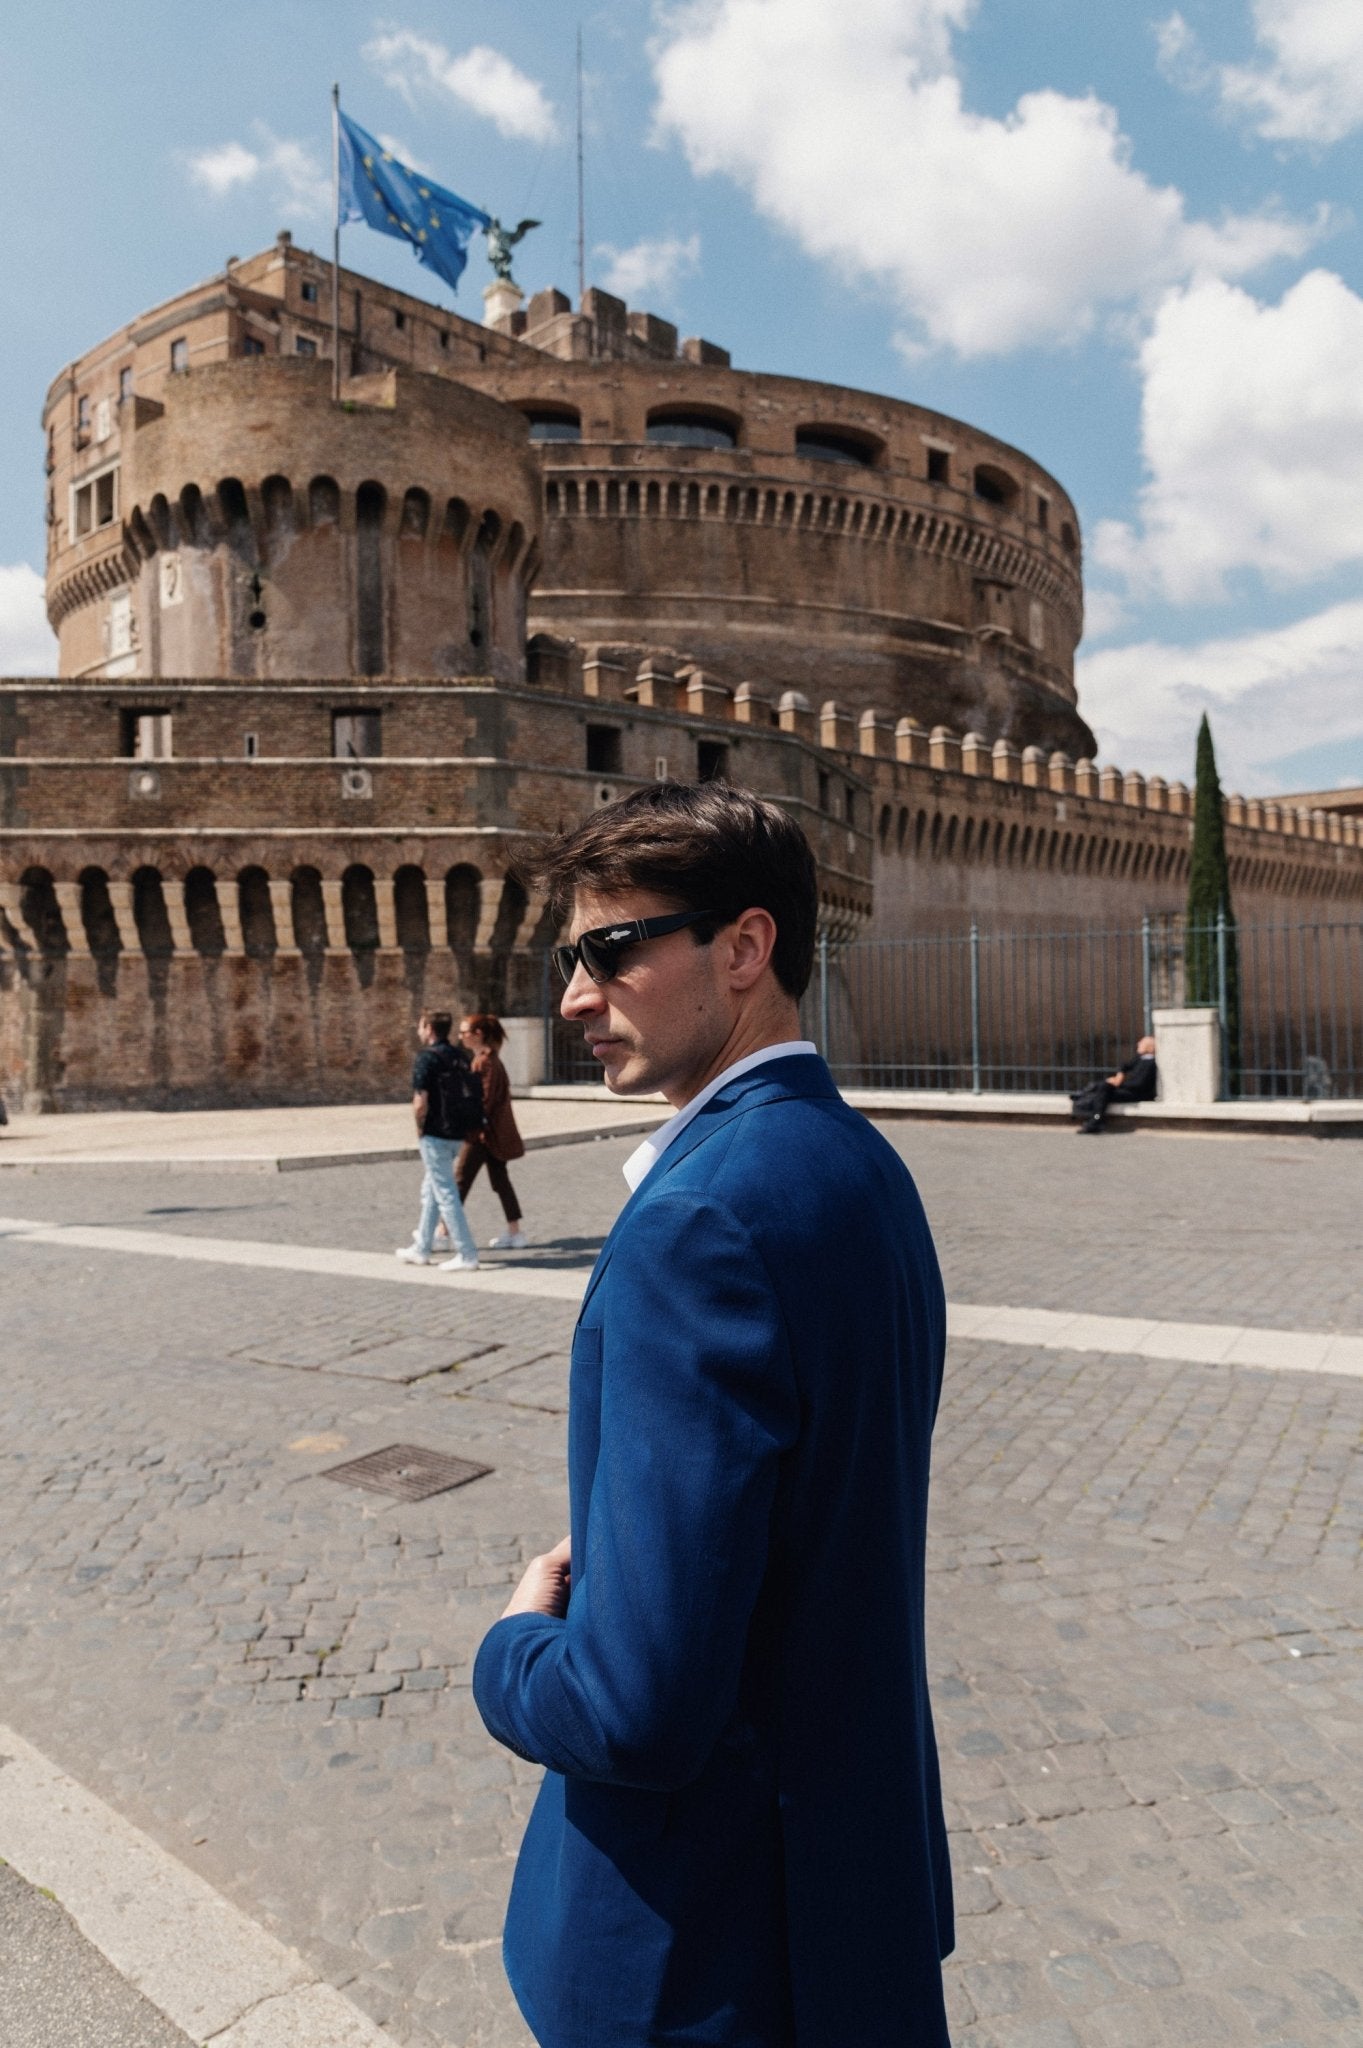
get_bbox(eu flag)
[337,111,490,296]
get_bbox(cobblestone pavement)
[2,1123,1361,2045]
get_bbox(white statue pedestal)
[483,278,524,330]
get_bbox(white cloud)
[0,564,57,676]
[183,127,329,217]
[649,0,1320,358]
[363,30,558,144]
[595,232,700,303]
[1095,270,1363,604]
[1162,0,1363,146]
[1077,599,1363,790]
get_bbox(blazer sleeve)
[473,1188,799,1790]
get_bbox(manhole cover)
[321,1443,492,1501]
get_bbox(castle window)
[1035,492,1049,530]
[119,367,133,402]
[1060,520,1078,554]
[646,409,738,450]
[77,395,90,431]
[244,732,259,758]
[71,463,118,539]
[973,464,1019,509]
[844,783,857,824]
[243,335,265,357]
[333,710,382,759]
[300,279,319,303]
[697,740,728,784]
[439,329,450,350]
[818,770,831,811]
[523,407,582,443]
[169,337,188,373]
[121,709,172,760]
[926,446,950,485]
[795,427,878,467]
[585,725,622,774]
[394,308,406,329]
[295,335,317,357]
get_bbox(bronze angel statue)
[484,217,541,285]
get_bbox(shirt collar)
[621,1040,818,1191]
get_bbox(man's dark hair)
[420,1009,453,1040]
[525,782,818,998]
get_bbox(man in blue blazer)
[474,783,953,2047]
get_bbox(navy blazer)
[474,1055,952,2047]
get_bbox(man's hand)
[502,1536,571,1620]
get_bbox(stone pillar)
[1147,776,1168,813]
[0,881,25,950]
[1075,759,1100,798]
[104,880,144,956]
[1152,1006,1221,1105]
[858,709,895,757]
[686,671,732,721]
[1123,770,1147,809]
[424,877,448,950]
[1021,745,1046,788]
[1099,765,1123,802]
[53,882,92,956]
[1166,780,1190,816]
[778,691,815,740]
[514,890,549,950]
[961,732,990,776]
[374,877,400,952]
[1048,752,1075,795]
[820,700,857,753]
[162,882,194,957]
[266,879,300,955]
[930,727,961,773]
[633,659,679,709]
[320,878,348,955]
[1246,799,1263,830]
[501,1017,547,1089]
[992,739,1020,783]
[218,881,247,956]
[475,876,506,952]
[1226,794,1247,827]
[482,277,524,330]
[734,682,775,726]
[894,718,929,765]
[583,654,628,701]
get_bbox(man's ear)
[726,908,778,991]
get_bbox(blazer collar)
[578,1053,836,1315]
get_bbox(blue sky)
[5,0,1363,795]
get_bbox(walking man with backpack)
[396,1009,484,1271]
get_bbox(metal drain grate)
[321,1443,493,1501]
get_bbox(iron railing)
[539,918,1363,1099]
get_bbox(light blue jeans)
[415,1136,479,1261]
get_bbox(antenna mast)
[576,26,586,306]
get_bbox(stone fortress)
[2,232,1360,1109]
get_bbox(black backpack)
[428,1044,485,1140]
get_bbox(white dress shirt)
[621,1040,818,1191]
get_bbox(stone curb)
[0,1721,388,2047]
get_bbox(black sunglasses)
[553,908,719,986]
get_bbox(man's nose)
[560,962,604,1019]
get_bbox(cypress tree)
[1185,712,1239,1092]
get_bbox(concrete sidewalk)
[0,1096,670,1172]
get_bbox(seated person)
[1072,1035,1157,1132]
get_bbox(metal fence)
[541,919,1363,1099]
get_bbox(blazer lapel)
[576,1055,836,1317]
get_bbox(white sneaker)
[438,1253,480,1272]
[489,1231,528,1250]
[395,1245,430,1266]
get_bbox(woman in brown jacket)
[455,1013,528,1248]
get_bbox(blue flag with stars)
[337,111,490,296]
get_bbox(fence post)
[969,922,981,1094]
[540,948,553,1086]
[818,933,830,1061]
[1216,910,1229,1100]
[1141,915,1152,1038]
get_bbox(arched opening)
[444,864,480,952]
[308,475,340,525]
[795,426,881,466]
[184,867,226,956]
[132,867,174,958]
[79,867,121,959]
[468,512,499,668]
[18,868,67,956]
[291,867,327,955]
[355,481,386,675]
[521,405,581,442]
[393,864,430,952]
[216,477,254,557]
[973,464,1020,510]
[261,475,293,537]
[342,864,380,952]
[400,486,430,539]
[238,866,276,958]
[645,407,740,449]
[178,483,210,547]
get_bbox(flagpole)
[575,27,586,307]
[331,82,342,401]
